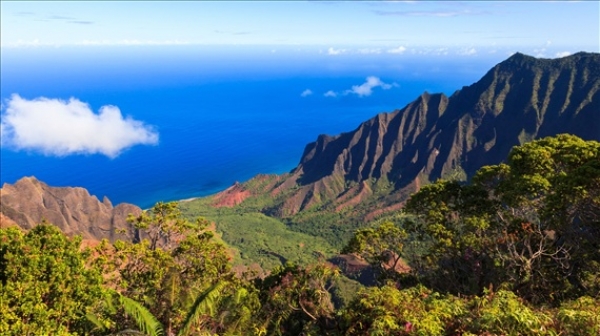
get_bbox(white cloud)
[300,89,313,97]
[358,48,382,54]
[324,91,338,98]
[458,47,477,56]
[2,39,59,48]
[432,47,449,56]
[327,47,346,55]
[387,46,407,54]
[1,95,158,158]
[533,48,547,58]
[344,76,394,97]
[555,51,571,58]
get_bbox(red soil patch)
[0,213,20,229]
[335,181,372,212]
[328,254,371,275]
[212,183,251,207]
[364,202,405,222]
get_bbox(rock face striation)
[219,52,600,219]
[0,176,141,241]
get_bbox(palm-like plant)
[98,280,250,336]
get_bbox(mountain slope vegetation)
[181,52,600,252]
[3,134,599,335]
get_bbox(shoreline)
[177,196,200,203]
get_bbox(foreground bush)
[0,225,108,335]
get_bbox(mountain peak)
[506,51,533,61]
[236,51,600,218]
[497,51,600,69]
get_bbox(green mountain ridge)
[263,52,599,214]
[180,51,599,259]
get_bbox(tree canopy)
[1,134,599,335]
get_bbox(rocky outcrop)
[328,253,410,286]
[0,176,141,241]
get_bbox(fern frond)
[119,294,164,336]
[106,293,118,315]
[86,312,107,332]
[112,329,149,335]
[178,281,228,336]
[234,287,248,304]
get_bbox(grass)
[177,175,421,271]
[179,197,337,271]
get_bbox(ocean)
[1,45,506,208]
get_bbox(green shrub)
[556,296,600,335]
[468,290,554,335]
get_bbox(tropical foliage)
[1,134,598,335]
[403,134,600,303]
[1,224,109,335]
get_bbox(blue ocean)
[1,46,505,208]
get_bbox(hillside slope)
[0,176,141,242]
[193,52,599,247]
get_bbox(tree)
[255,262,339,335]
[340,284,466,336]
[94,202,232,334]
[472,134,600,302]
[342,221,409,285]
[403,134,600,303]
[404,179,502,296]
[0,224,109,335]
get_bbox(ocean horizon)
[1,45,512,208]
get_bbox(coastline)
[177,196,200,203]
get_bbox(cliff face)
[0,176,141,241]
[225,52,600,218]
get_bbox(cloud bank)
[358,48,382,54]
[387,46,407,54]
[1,95,159,158]
[327,47,347,55]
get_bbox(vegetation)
[0,224,109,335]
[2,134,599,335]
[178,179,402,260]
[179,197,336,271]
[402,134,600,303]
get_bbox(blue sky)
[1,1,598,57]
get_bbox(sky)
[1,1,598,57]
[0,1,598,203]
